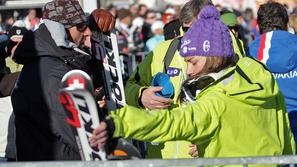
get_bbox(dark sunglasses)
[182,26,190,33]
[76,23,87,32]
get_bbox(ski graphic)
[91,31,126,110]
[59,70,107,161]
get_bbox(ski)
[91,31,126,110]
[91,30,143,159]
[59,70,107,161]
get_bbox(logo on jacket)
[272,70,297,79]
[167,67,181,77]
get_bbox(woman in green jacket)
[90,6,295,159]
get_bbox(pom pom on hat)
[199,6,220,20]
[180,5,234,58]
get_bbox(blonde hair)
[178,55,235,104]
[192,56,235,77]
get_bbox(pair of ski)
[59,31,141,160]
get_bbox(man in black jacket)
[11,0,115,161]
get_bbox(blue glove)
[152,72,174,98]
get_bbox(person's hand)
[89,122,108,149]
[188,144,199,158]
[97,96,106,109]
[91,9,115,32]
[140,86,172,110]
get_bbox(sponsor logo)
[59,92,81,128]
[188,47,196,51]
[182,46,188,54]
[182,40,191,46]
[203,40,210,52]
[72,93,102,160]
[272,70,297,79]
[243,60,251,67]
[60,90,104,160]
[167,67,181,77]
[67,76,85,89]
[16,29,21,35]
[104,35,124,108]
[95,33,125,110]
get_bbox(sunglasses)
[76,23,87,32]
[182,26,190,33]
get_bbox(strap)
[163,38,181,73]
[230,30,245,56]
[235,35,245,57]
[230,31,246,63]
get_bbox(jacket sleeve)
[41,60,78,151]
[280,93,297,155]
[110,93,221,144]
[124,52,154,107]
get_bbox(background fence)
[1,155,297,167]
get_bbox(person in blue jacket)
[249,1,297,151]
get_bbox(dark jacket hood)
[13,19,90,65]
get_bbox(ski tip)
[61,70,94,92]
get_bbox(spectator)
[231,9,254,46]
[106,4,117,17]
[0,20,27,96]
[4,15,14,32]
[249,1,297,153]
[91,5,296,159]
[243,8,259,39]
[289,13,297,34]
[11,0,115,161]
[137,4,148,18]
[145,20,164,51]
[115,8,133,54]
[124,0,213,159]
[162,7,176,24]
[129,4,138,18]
[0,13,5,33]
[0,20,28,162]
[141,10,157,43]
[220,10,246,59]
[23,9,40,30]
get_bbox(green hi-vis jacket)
[114,57,296,160]
[124,33,246,159]
[125,38,190,159]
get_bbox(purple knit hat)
[180,5,234,57]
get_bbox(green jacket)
[125,32,245,107]
[125,39,187,107]
[124,34,246,159]
[112,57,296,160]
[125,39,190,158]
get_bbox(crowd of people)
[0,0,297,165]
